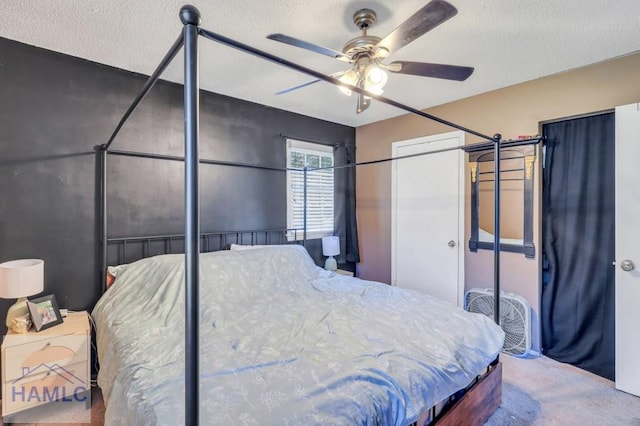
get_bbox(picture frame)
[27,294,64,332]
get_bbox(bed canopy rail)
[100,4,544,424]
[104,34,186,152]
[304,135,542,172]
[107,148,288,172]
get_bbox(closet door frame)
[614,102,640,397]
[391,131,465,307]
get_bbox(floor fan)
[465,288,532,357]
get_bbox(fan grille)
[465,289,531,357]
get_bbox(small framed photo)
[27,294,63,332]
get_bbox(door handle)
[621,259,635,272]
[448,240,456,248]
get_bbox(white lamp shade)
[322,236,340,257]
[0,259,44,299]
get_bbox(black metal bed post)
[493,134,502,325]
[100,146,108,293]
[181,5,201,426]
[303,166,308,247]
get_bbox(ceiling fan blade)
[275,71,346,95]
[275,79,322,95]
[388,61,474,81]
[375,0,458,55]
[267,34,350,62]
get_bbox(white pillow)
[107,264,129,277]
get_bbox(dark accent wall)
[0,37,355,334]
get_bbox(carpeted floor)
[487,354,640,425]
[4,355,640,425]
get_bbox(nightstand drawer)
[4,334,88,382]
[3,360,89,416]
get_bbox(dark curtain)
[541,113,615,380]
[334,143,360,265]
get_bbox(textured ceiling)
[2,1,639,127]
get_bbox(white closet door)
[391,131,465,306]
[615,103,640,397]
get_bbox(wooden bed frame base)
[418,361,502,426]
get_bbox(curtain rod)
[279,133,348,148]
[539,109,614,127]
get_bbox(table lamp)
[0,259,44,328]
[322,236,340,271]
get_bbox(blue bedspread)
[93,245,503,425]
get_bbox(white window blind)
[286,139,334,240]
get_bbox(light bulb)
[364,63,388,92]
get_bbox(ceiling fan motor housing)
[353,8,377,29]
[343,9,388,60]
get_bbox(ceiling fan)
[267,0,473,113]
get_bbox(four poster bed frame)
[98,5,540,425]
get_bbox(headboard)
[106,228,303,269]
[104,228,303,290]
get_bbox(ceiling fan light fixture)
[338,68,359,96]
[268,0,471,114]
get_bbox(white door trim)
[391,130,466,307]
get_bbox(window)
[286,139,334,240]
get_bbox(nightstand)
[335,269,355,277]
[1,311,91,418]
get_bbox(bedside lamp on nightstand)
[322,236,340,271]
[0,259,44,328]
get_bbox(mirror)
[468,143,536,257]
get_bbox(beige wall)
[355,52,640,352]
